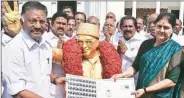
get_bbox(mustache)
[68,28,73,31]
[57,27,64,31]
[30,28,43,32]
[124,30,132,33]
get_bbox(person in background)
[136,17,146,36]
[101,19,116,45]
[62,6,74,17]
[174,19,182,35]
[171,19,184,47]
[112,13,184,98]
[65,16,76,40]
[105,12,116,22]
[87,16,100,28]
[42,12,69,98]
[145,13,158,39]
[75,12,86,28]
[116,16,146,86]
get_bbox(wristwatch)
[52,76,59,85]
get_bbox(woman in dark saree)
[112,13,184,98]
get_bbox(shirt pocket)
[42,57,52,75]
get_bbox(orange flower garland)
[63,39,122,79]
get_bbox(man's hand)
[3,0,21,34]
[55,77,66,87]
[104,32,111,42]
[57,35,64,49]
[117,40,127,54]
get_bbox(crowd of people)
[1,1,184,98]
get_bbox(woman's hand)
[131,89,145,98]
[111,66,137,81]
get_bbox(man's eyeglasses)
[106,16,114,19]
[76,18,84,22]
[77,39,97,47]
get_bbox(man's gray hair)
[21,1,47,17]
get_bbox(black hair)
[67,16,75,23]
[61,6,74,14]
[21,1,47,16]
[120,16,137,29]
[51,12,68,24]
[154,13,176,28]
[75,12,86,22]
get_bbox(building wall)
[18,1,183,33]
[19,1,57,18]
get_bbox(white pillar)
[132,0,137,18]
[121,1,125,18]
[156,1,160,14]
[51,1,57,17]
[107,1,125,21]
[179,1,184,35]
[77,1,85,12]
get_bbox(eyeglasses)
[76,18,84,22]
[106,16,114,19]
[77,39,97,47]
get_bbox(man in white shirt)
[145,13,158,39]
[116,16,146,85]
[174,19,183,35]
[64,17,76,40]
[100,19,117,47]
[2,1,65,98]
[136,17,147,36]
[171,19,184,46]
[105,12,116,22]
[42,11,68,98]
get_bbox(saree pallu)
[173,60,184,98]
[137,39,182,98]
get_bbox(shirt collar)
[49,31,58,40]
[20,29,46,49]
[2,33,12,47]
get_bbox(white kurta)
[3,30,52,98]
[114,32,146,85]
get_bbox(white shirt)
[2,30,52,98]
[99,31,118,48]
[171,33,184,46]
[42,31,65,98]
[138,30,147,37]
[118,32,146,72]
[2,33,13,98]
[63,31,76,41]
[177,35,184,46]
[144,33,154,39]
[116,32,146,86]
